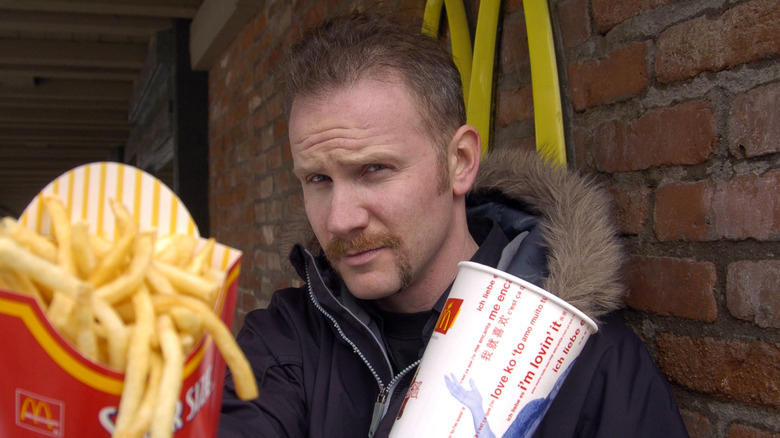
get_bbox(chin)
[342,277,401,302]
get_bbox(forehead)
[288,78,427,155]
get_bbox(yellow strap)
[422,0,499,158]
[423,0,473,105]
[467,0,501,158]
[523,0,567,165]
[423,0,568,165]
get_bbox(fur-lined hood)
[471,148,625,323]
[279,148,625,324]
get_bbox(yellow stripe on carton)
[20,162,200,239]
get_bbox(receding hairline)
[288,67,447,145]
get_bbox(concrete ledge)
[189,0,262,71]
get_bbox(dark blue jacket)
[219,149,689,437]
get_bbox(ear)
[448,124,482,197]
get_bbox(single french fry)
[88,200,137,287]
[152,260,219,303]
[0,236,90,299]
[186,237,215,275]
[92,296,129,370]
[43,195,78,276]
[47,291,76,342]
[71,220,97,279]
[111,299,135,324]
[89,233,112,258]
[0,269,45,306]
[169,307,202,340]
[180,333,196,352]
[151,314,183,438]
[144,264,178,296]
[74,291,98,362]
[123,353,163,438]
[114,286,154,437]
[154,234,197,267]
[152,295,258,401]
[0,271,12,291]
[0,217,57,262]
[95,231,155,304]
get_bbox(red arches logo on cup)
[435,299,464,335]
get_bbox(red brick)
[268,200,283,223]
[623,255,718,322]
[567,41,650,111]
[655,0,780,83]
[730,82,780,159]
[592,101,717,172]
[500,19,530,75]
[282,140,293,163]
[236,22,255,56]
[267,144,283,170]
[266,94,283,121]
[496,85,533,126]
[267,250,282,271]
[727,260,780,328]
[396,0,425,22]
[273,117,287,141]
[256,175,274,200]
[254,201,267,222]
[302,1,326,30]
[571,127,591,171]
[255,125,274,153]
[261,225,275,246]
[273,169,294,193]
[556,0,591,47]
[268,1,292,36]
[592,0,679,33]
[654,180,714,241]
[712,171,780,241]
[655,172,780,242]
[251,9,268,35]
[657,334,780,408]
[609,185,651,235]
[224,100,249,132]
[238,285,261,314]
[728,423,780,438]
[282,192,304,221]
[680,409,713,438]
[503,0,523,13]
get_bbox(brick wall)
[208,0,780,435]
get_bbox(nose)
[326,183,370,237]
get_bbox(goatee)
[324,232,413,291]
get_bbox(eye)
[364,164,389,175]
[306,174,331,184]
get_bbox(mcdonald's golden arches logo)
[15,389,63,437]
[435,298,464,335]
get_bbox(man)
[219,12,689,438]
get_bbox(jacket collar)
[469,148,626,323]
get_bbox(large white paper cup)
[389,262,597,438]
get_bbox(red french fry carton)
[0,162,242,437]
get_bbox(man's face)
[289,79,462,311]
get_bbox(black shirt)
[374,217,509,373]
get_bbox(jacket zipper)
[367,359,421,437]
[303,263,422,437]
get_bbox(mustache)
[324,232,402,261]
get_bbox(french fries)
[0,196,257,438]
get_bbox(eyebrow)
[293,149,401,177]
